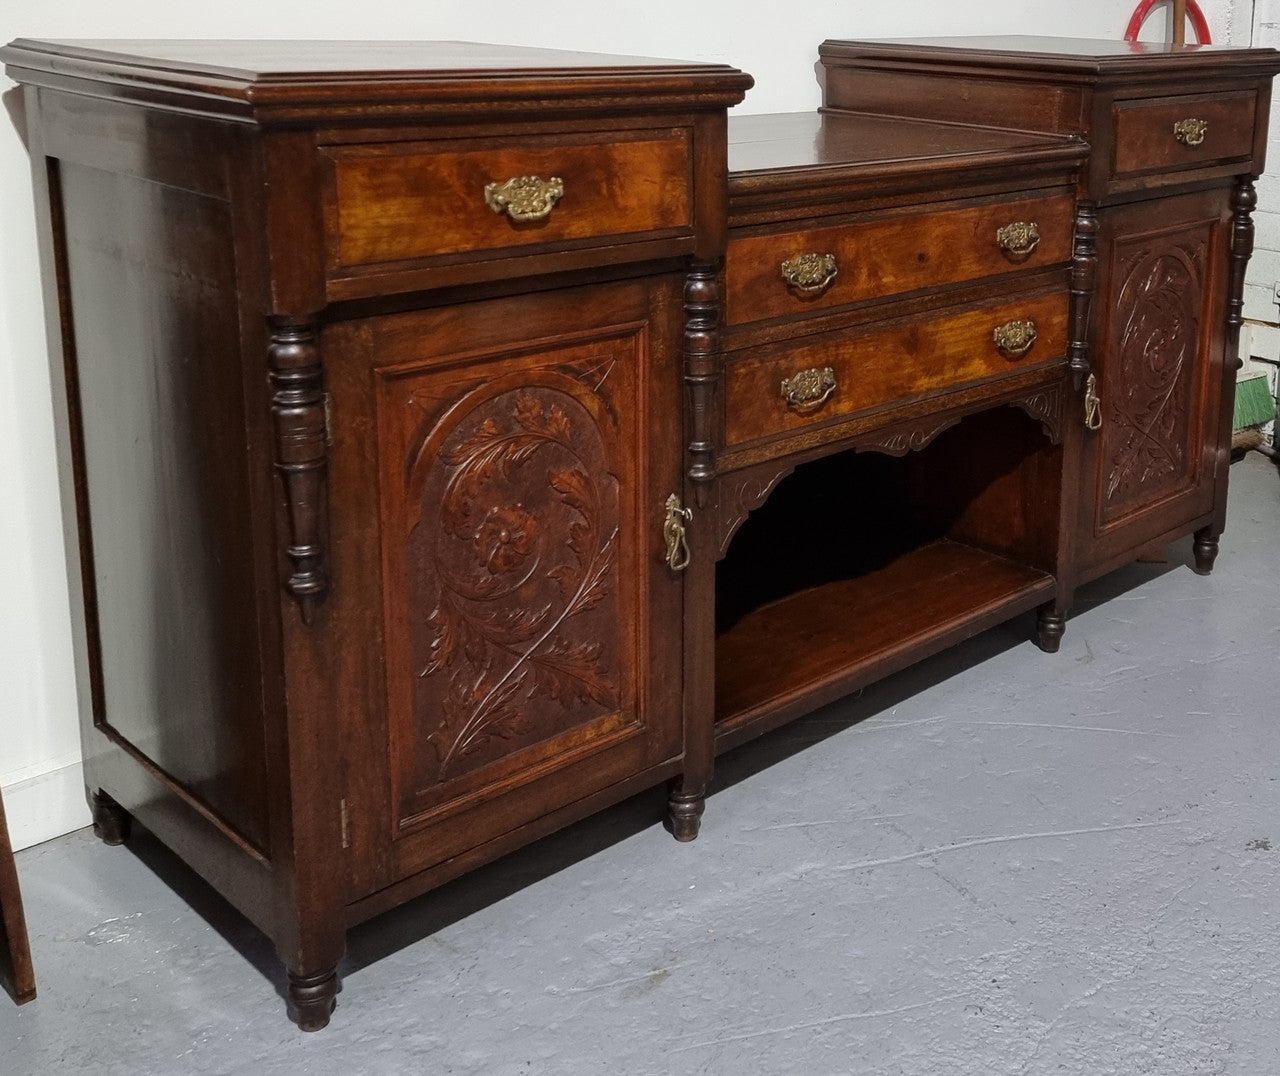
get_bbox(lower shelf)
[714,538,1055,748]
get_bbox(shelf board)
[714,538,1055,749]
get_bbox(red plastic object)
[1124,0,1212,45]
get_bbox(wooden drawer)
[1111,91,1257,182]
[322,128,692,272]
[724,290,1067,447]
[724,192,1074,327]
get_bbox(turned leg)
[1192,526,1219,575]
[91,790,131,846]
[287,965,339,1032]
[666,778,705,843]
[1035,603,1066,654]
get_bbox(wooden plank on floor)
[0,789,36,1004]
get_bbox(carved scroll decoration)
[1011,382,1067,444]
[1102,240,1204,513]
[684,262,721,508]
[1068,202,1099,387]
[411,386,621,786]
[716,463,796,559]
[268,318,328,624]
[856,417,962,457]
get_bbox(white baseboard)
[3,758,91,851]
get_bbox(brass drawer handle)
[781,366,838,411]
[1173,118,1208,147]
[483,175,565,222]
[780,253,839,294]
[994,319,1037,358]
[996,221,1041,258]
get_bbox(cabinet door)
[1076,189,1232,574]
[326,278,684,893]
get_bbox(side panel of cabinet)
[1075,190,1231,574]
[324,278,684,896]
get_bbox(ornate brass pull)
[780,366,838,411]
[996,221,1041,258]
[780,253,839,294]
[993,319,1038,358]
[483,175,565,222]
[1173,118,1208,147]
[663,494,692,572]
[1084,373,1103,430]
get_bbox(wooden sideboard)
[3,36,1275,1030]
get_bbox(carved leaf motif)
[435,670,534,774]
[515,391,572,441]
[422,597,461,678]
[548,467,594,567]
[438,392,574,544]
[1104,248,1198,508]
[412,385,620,784]
[530,639,616,709]
[553,529,616,620]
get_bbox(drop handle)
[996,221,1041,258]
[483,175,565,222]
[780,366,838,411]
[663,494,692,572]
[1084,373,1103,430]
[993,319,1037,358]
[780,253,839,294]
[1173,118,1208,147]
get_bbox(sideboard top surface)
[0,38,754,122]
[820,35,1280,81]
[729,111,1086,177]
[727,111,1086,214]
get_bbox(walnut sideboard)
[3,36,1276,1029]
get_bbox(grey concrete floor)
[4,453,1280,1074]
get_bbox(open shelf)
[714,538,1053,744]
[712,406,1063,751]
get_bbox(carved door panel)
[326,278,684,892]
[1076,190,1232,573]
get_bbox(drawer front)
[724,192,1074,327]
[724,291,1068,447]
[1111,91,1257,181]
[323,129,692,271]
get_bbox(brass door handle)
[781,366,838,411]
[1173,118,1208,147]
[484,175,565,221]
[663,494,692,571]
[996,221,1041,258]
[993,319,1037,358]
[780,253,839,294]
[1084,373,1103,430]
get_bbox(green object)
[1234,374,1276,430]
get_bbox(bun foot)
[91,790,131,846]
[1036,605,1066,654]
[1192,527,1219,576]
[288,967,338,1032]
[666,784,705,842]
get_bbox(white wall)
[0,0,1255,850]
